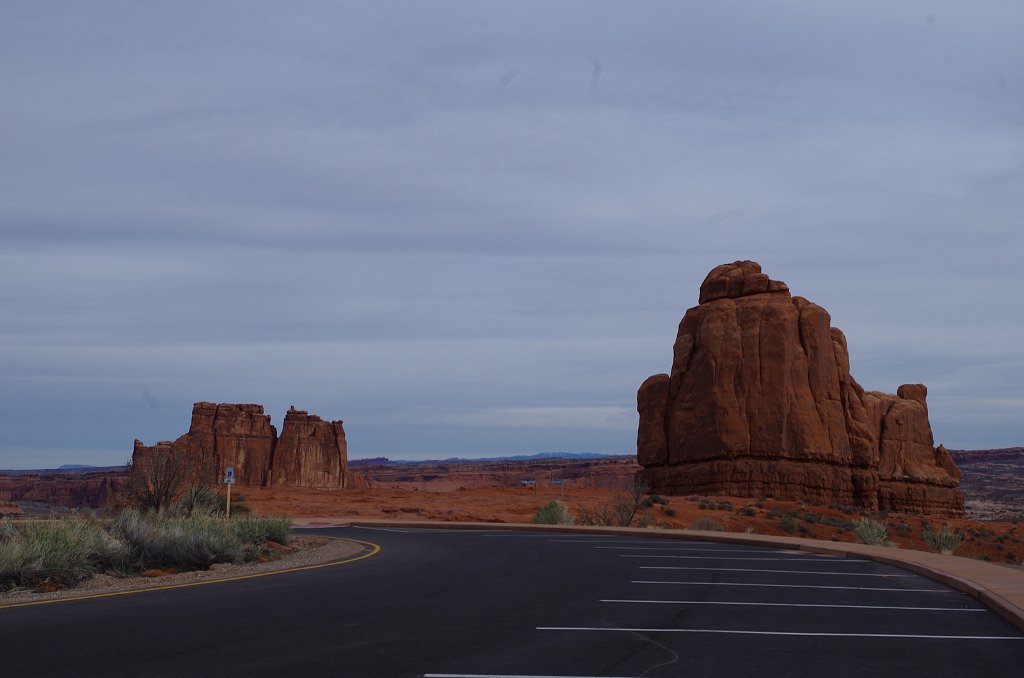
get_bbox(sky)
[1,1,1022,469]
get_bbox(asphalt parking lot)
[2,527,1022,677]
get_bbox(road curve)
[2,527,1022,677]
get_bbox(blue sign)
[224,467,235,485]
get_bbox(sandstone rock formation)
[133,403,350,490]
[271,407,349,488]
[637,261,963,516]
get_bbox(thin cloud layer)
[1,1,1021,467]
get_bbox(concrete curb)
[295,517,1024,632]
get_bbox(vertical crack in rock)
[133,403,349,490]
[636,260,963,516]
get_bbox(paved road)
[2,527,1023,677]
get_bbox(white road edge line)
[600,599,985,612]
[637,566,911,576]
[536,627,1022,640]
[632,581,948,592]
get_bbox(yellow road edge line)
[0,537,381,610]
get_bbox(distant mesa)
[133,402,350,489]
[636,260,964,516]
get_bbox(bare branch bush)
[125,447,218,512]
[576,476,654,528]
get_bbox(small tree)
[125,447,217,512]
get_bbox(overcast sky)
[2,1,1021,468]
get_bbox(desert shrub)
[0,519,103,590]
[575,478,652,528]
[716,501,734,511]
[690,517,724,531]
[175,484,222,517]
[649,495,669,506]
[533,500,573,525]
[664,507,678,518]
[114,509,243,570]
[686,495,700,502]
[738,507,757,517]
[801,513,821,524]
[640,498,655,509]
[854,518,888,546]
[922,526,963,555]
[779,515,798,534]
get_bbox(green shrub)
[738,507,757,517]
[649,495,669,506]
[779,515,798,534]
[922,526,963,555]
[533,500,573,525]
[690,517,724,531]
[664,507,678,518]
[0,519,105,590]
[174,485,222,517]
[114,509,243,570]
[854,518,888,546]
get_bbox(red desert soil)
[238,456,1024,566]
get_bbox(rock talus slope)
[637,261,963,516]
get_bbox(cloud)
[0,1,1021,467]
[439,406,635,430]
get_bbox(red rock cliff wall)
[637,261,963,516]
[270,407,350,488]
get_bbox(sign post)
[224,466,235,518]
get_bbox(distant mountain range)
[0,464,124,475]
[348,452,618,467]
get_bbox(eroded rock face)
[188,403,278,486]
[637,261,963,516]
[271,407,349,488]
[133,403,350,490]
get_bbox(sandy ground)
[238,485,1024,565]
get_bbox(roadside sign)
[224,467,235,518]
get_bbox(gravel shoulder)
[0,535,368,607]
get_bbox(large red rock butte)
[637,261,963,516]
[133,402,350,489]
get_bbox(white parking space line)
[600,599,985,612]
[618,557,860,561]
[594,546,800,554]
[480,534,618,539]
[536,627,1023,640]
[424,674,639,678]
[619,555,856,561]
[633,580,948,592]
[352,527,515,534]
[637,566,911,576]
